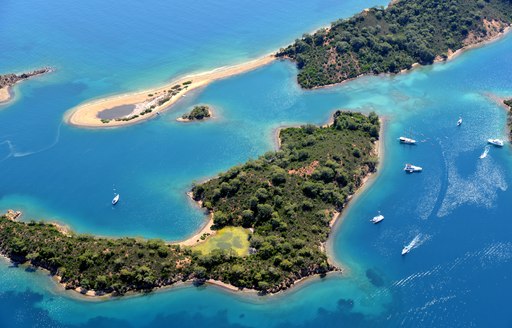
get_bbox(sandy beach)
[0,87,11,104]
[66,54,276,128]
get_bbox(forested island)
[178,105,212,122]
[0,67,52,103]
[277,0,512,88]
[0,111,379,296]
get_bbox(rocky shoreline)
[0,67,53,89]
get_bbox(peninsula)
[277,0,512,88]
[0,67,52,104]
[0,111,379,296]
[66,55,275,128]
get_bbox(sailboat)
[456,116,462,126]
[370,212,384,224]
[112,194,120,205]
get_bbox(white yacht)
[112,194,120,205]
[487,139,504,147]
[401,245,412,256]
[399,136,416,144]
[404,163,422,173]
[457,117,462,126]
[370,212,384,224]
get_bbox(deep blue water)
[1,0,512,327]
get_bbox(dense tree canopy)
[0,111,380,295]
[277,0,512,88]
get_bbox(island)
[0,67,52,104]
[177,105,212,122]
[277,0,512,88]
[0,111,380,296]
[504,99,512,139]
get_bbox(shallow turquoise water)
[1,0,512,327]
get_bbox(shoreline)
[0,86,12,104]
[0,112,381,300]
[326,117,386,270]
[66,54,276,128]
[304,24,512,91]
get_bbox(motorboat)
[487,139,504,147]
[112,194,120,205]
[404,163,422,173]
[399,136,416,144]
[479,146,490,159]
[370,212,384,224]
[401,245,412,256]
[457,117,462,126]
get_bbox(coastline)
[66,54,276,128]
[0,112,381,300]
[326,118,386,270]
[304,24,512,91]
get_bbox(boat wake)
[479,145,490,159]
[0,123,63,162]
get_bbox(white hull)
[404,164,422,173]
[399,136,416,144]
[487,139,504,147]
[112,194,120,205]
[371,214,384,224]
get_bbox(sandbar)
[66,54,276,128]
[0,87,11,104]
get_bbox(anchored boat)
[399,136,416,144]
[404,163,422,173]
[370,212,384,224]
[457,117,462,126]
[487,139,504,147]
[112,194,120,205]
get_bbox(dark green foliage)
[277,0,512,88]
[182,105,212,120]
[0,112,379,294]
[0,219,193,295]
[191,111,379,292]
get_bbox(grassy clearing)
[193,227,250,256]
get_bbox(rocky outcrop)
[0,67,53,89]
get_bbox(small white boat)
[112,194,120,205]
[370,212,384,224]
[479,146,490,159]
[401,245,412,256]
[457,117,462,126]
[487,139,504,147]
[399,136,416,144]
[404,163,422,173]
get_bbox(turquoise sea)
[1,0,512,327]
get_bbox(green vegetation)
[0,219,193,295]
[277,0,512,88]
[504,98,512,139]
[191,111,379,292]
[183,80,192,85]
[193,227,250,256]
[181,105,212,121]
[0,111,379,295]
